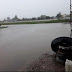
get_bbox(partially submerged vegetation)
[0,26,8,29]
[0,19,69,25]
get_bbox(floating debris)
[0,26,8,29]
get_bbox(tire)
[51,37,72,52]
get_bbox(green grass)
[0,19,69,25]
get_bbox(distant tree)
[46,16,50,19]
[0,21,1,26]
[56,12,62,19]
[50,16,55,19]
[40,15,46,20]
[12,15,20,22]
[38,17,41,20]
[22,18,25,21]
[31,17,37,20]
[14,15,18,20]
[7,17,11,22]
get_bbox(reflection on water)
[0,23,70,71]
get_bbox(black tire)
[51,37,72,52]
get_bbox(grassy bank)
[0,19,69,25]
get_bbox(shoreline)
[21,51,65,72]
[0,19,69,25]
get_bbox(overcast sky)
[0,0,69,20]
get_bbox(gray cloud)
[0,0,69,20]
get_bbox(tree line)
[0,12,70,23]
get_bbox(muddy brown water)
[0,23,70,71]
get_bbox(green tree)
[46,16,50,19]
[56,12,62,19]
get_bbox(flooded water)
[0,23,70,71]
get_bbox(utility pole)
[70,0,72,37]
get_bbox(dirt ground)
[25,51,65,72]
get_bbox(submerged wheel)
[51,37,72,52]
